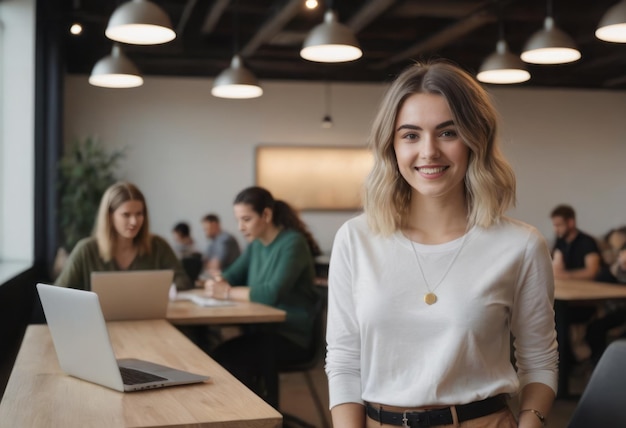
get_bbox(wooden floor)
[279,362,331,428]
[278,362,591,428]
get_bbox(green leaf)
[57,136,127,251]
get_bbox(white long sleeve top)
[325,214,558,409]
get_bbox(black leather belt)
[365,395,507,427]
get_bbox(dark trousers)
[585,308,626,364]
[211,329,310,409]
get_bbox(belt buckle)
[402,410,430,428]
[402,411,409,428]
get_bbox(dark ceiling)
[56,0,626,90]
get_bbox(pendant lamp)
[89,44,143,88]
[596,0,626,43]
[301,10,362,63]
[478,40,530,84]
[211,0,262,99]
[211,55,263,99]
[477,8,530,85]
[521,0,580,64]
[106,0,175,45]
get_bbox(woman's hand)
[618,249,626,270]
[204,277,231,300]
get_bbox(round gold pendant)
[424,292,437,305]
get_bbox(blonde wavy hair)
[94,181,152,262]
[363,60,516,235]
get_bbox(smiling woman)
[326,60,558,428]
[54,182,191,291]
[393,93,469,202]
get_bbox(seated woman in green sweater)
[55,181,190,291]
[204,186,321,407]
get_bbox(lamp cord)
[497,1,504,41]
[232,0,239,55]
[547,0,553,19]
[325,82,331,115]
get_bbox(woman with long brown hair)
[204,185,321,407]
[55,181,190,290]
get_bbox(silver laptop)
[36,283,209,392]
[90,270,173,321]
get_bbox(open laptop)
[90,270,173,321]
[36,283,209,392]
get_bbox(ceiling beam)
[201,0,231,34]
[176,0,198,35]
[241,0,302,57]
[371,8,496,69]
[347,0,396,33]
[393,1,491,18]
[604,74,626,88]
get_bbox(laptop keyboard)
[120,367,168,385]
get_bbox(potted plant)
[54,137,125,276]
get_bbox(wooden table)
[554,279,626,398]
[167,290,286,325]
[555,279,626,301]
[0,320,282,428]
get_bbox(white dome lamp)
[301,10,362,63]
[478,10,530,85]
[89,44,144,88]
[211,55,263,99]
[478,40,531,84]
[596,0,626,43]
[106,0,176,45]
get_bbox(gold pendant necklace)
[410,232,468,305]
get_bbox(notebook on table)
[36,283,210,392]
[90,269,174,321]
[175,291,235,307]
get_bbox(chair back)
[567,339,626,428]
[280,290,327,372]
[181,252,203,283]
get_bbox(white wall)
[64,76,626,253]
[0,0,35,263]
[492,88,626,243]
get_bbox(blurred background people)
[171,221,198,259]
[596,226,626,283]
[55,181,190,291]
[586,230,626,365]
[550,204,602,280]
[201,213,240,275]
[550,204,604,362]
[203,186,322,408]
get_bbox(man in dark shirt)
[550,204,603,363]
[550,204,602,280]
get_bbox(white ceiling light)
[105,0,176,45]
[478,40,531,84]
[478,7,530,85]
[596,0,626,43]
[211,55,263,99]
[305,0,319,10]
[521,0,581,65]
[89,45,143,88]
[70,23,83,35]
[301,10,362,63]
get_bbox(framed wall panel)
[255,145,373,211]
